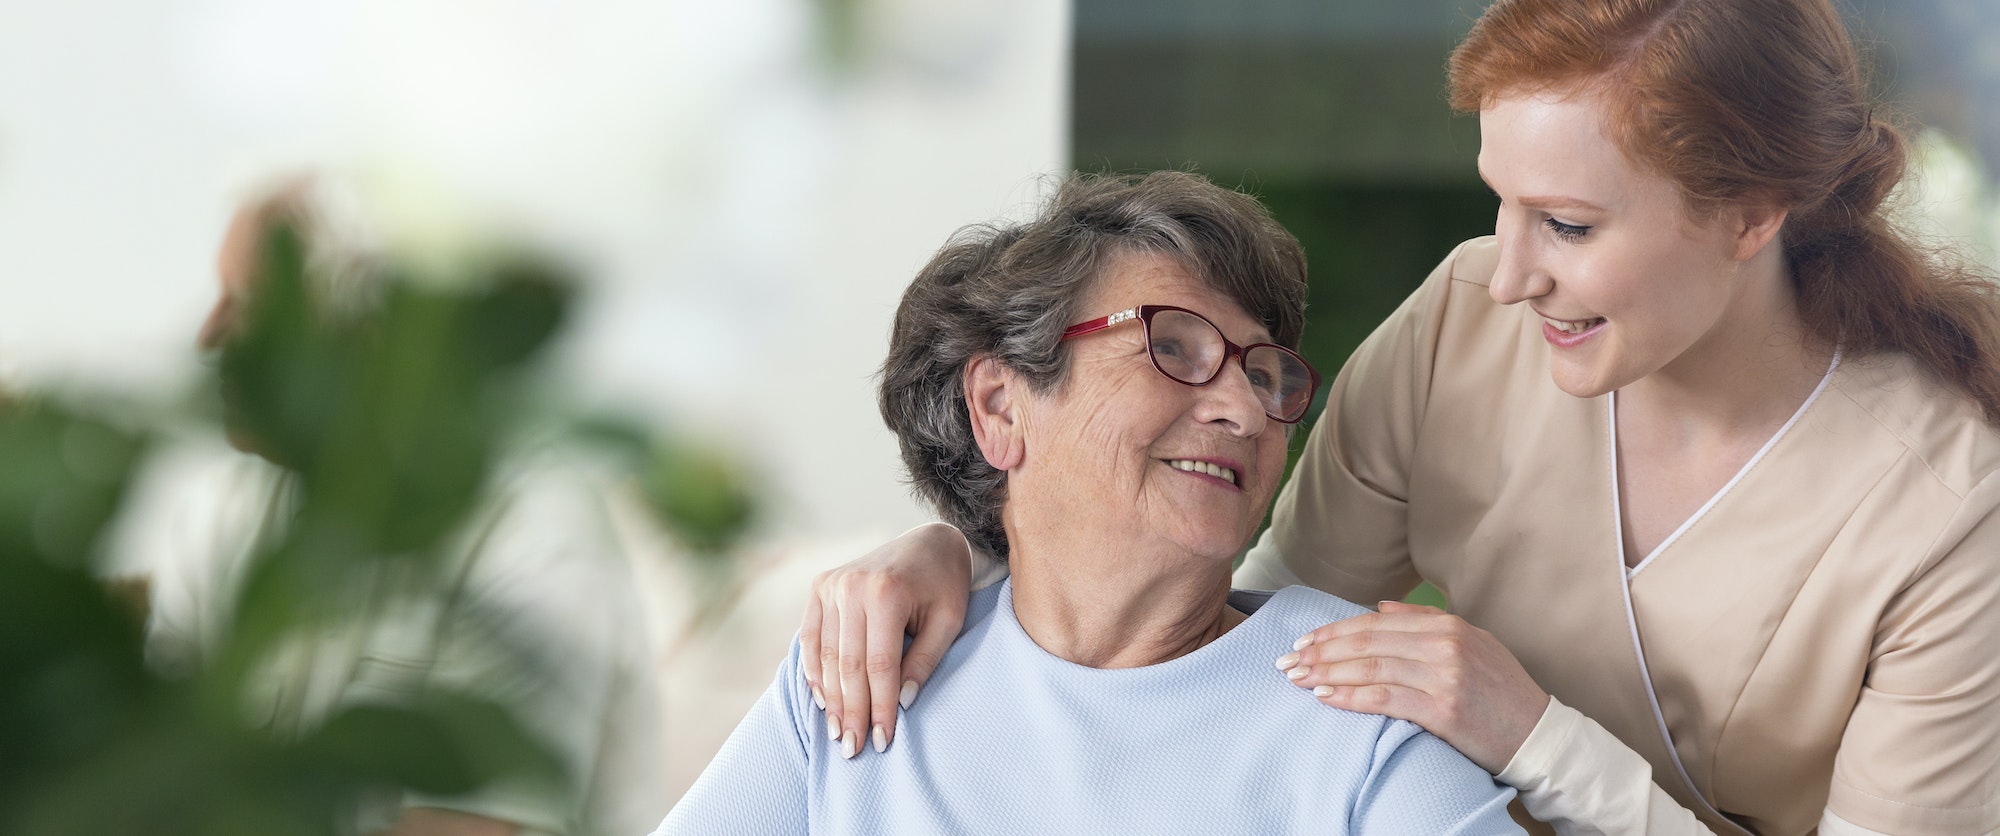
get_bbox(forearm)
[1497,696,1714,836]
[931,522,1007,592]
[1505,735,1896,836]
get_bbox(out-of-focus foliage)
[0,216,757,834]
[0,405,144,572]
[638,435,759,562]
[574,416,758,564]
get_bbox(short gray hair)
[878,171,1309,560]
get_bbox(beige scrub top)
[1235,237,2000,835]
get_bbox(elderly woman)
[657,171,1520,833]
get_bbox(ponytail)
[1450,0,2000,423]
[1788,119,2000,423]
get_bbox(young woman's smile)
[1478,88,1785,399]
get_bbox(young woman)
[798,1,2000,833]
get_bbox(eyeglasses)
[1060,304,1321,423]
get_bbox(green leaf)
[0,404,146,567]
[455,258,573,373]
[640,434,759,557]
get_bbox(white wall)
[0,1,233,391]
[0,0,1069,807]
[0,0,1069,540]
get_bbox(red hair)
[1450,0,2000,422]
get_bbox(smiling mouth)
[1164,458,1238,486]
[1542,315,1604,335]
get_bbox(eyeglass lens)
[1145,308,1314,421]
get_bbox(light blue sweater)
[660,581,1521,834]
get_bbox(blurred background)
[0,0,1993,822]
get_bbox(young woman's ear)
[1732,201,1790,263]
[963,354,1025,472]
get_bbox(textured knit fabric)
[659,581,1521,834]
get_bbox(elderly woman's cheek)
[1249,433,1288,501]
[1066,377,1170,457]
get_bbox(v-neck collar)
[1611,349,1843,579]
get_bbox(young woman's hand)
[1276,601,1549,772]
[800,522,973,758]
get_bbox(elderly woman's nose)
[1193,361,1270,436]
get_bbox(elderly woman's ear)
[963,354,1026,472]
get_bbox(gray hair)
[878,170,1309,561]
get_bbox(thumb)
[896,607,965,710]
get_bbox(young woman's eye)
[1543,217,1591,241]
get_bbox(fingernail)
[812,686,826,711]
[1292,635,1312,651]
[872,725,887,753]
[1377,600,1395,609]
[1286,666,1309,681]
[1275,652,1300,670]
[1313,685,1335,698]
[826,715,840,742]
[841,730,859,759]
[899,679,919,710]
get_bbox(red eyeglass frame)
[1059,304,1322,424]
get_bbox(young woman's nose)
[1487,211,1552,306]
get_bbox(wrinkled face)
[1008,251,1289,564]
[1479,88,1757,398]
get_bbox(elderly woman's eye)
[1151,337,1186,357]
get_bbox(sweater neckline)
[989,579,1285,679]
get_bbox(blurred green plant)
[572,415,758,566]
[0,216,757,834]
